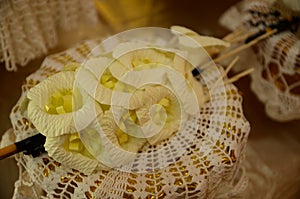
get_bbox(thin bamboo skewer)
[210,56,240,92]
[223,28,245,42]
[226,31,257,43]
[192,29,277,74]
[224,67,254,85]
[210,67,254,91]
[223,28,256,44]
[214,29,277,63]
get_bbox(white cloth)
[0,0,99,71]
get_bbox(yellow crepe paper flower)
[44,135,99,174]
[75,57,116,105]
[131,85,182,145]
[27,71,101,137]
[27,71,103,173]
[80,110,147,169]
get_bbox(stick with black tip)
[0,133,46,160]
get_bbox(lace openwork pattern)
[6,40,250,199]
[220,0,300,121]
[0,0,98,71]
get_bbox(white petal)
[82,57,113,79]
[171,25,230,48]
[27,71,100,137]
[164,69,200,115]
[171,25,199,36]
[44,135,98,174]
[113,42,175,69]
[75,65,113,105]
[112,42,146,60]
[108,60,130,80]
[193,35,230,48]
[81,111,141,168]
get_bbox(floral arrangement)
[25,26,230,174]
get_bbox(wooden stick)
[0,133,45,160]
[0,144,17,160]
[223,56,240,76]
[227,30,257,44]
[223,29,256,44]
[224,67,254,85]
[196,29,276,73]
[214,29,277,63]
[223,28,245,42]
[210,56,240,91]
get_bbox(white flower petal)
[44,135,98,174]
[121,136,147,153]
[171,25,230,65]
[27,71,100,137]
[108,60,130,80]
[112,42,146,61]
[80,111,144,169]
[171,25,230,48]
[96,111,140,167]
[113,42,176,69]
[75,65,113,105]
[83,57,113,79]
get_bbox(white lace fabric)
[220,0,300,121]
[0,0,99,71]
[2,39,250,198]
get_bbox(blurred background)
[0,0,299,198]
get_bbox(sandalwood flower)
[24,26,228,172]
[27,70,102,173]
[27,71,101,137]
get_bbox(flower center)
[101,70,118,89]
[64,133,94,159]
[116,110,138,145]
[44,90,74,114]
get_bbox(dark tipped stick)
[0,133,46,160]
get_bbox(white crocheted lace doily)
[2,38,250,199]
[0,0,99,71]
[220,0,300,122]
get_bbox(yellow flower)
[80,110,146,169]
[107,44,203,145]
[27,71,101,137]
[44,135,99,174]
[27,71,103,173]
